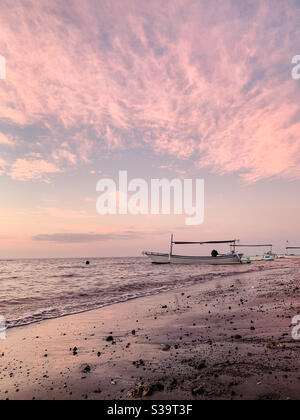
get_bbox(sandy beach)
[1,262,300,401]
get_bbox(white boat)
[143,236,244,265]
[284,247,300,259]
[263,254,275,261]
[235,244,275,262]
[242,254,275,262]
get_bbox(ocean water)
[0,257,295,328]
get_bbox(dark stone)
[80,364,91,373]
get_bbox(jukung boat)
[143,236,244,265]
[284,247,300,259]
[234,244,275,262]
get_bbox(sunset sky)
[0,0,300,258]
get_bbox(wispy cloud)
[0,0,300,182]
[32,231,146,243]
[9,158,61,181]
[0,132,14,146]
[52,148,77,166]
[0,157,6,175]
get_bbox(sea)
[0,257,296,328]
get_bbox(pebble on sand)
[162,344,171,351]
[106,336,114,342]
[80,364,91,373]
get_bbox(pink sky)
[0,0,299,257]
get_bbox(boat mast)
[168,234,174,263]
[230,240,237,254]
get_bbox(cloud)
[32,231,145,243]
[0,132,14,146]
[9,158,61,181]
[52,148,77,165]
[41,207,90,219]
[0,157,6,174]
[0,0,300,182]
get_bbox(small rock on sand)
[80,364,91,373]
[106,336,114,342]
[162,344,171,351]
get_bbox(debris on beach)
[106,336,114,342]
[267,342,284,350]
[197,361,206,370]
[161,344,171,351]
[132,359,145,367]
[192,386,205,395]
[80,364,91,373]
[234,335,243,340]
[127,381,164,398]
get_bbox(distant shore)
[0,263,299,400]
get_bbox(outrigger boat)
[143,236,244,265]
[234,244,275,262]
[284,247,300,259]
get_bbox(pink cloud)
[0,157,6,174]
[52,148,77,165]
[0,132,14,145]
[9,158,61,181]
[0,0,299,182]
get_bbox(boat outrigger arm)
[234,244,273,249]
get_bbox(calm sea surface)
[0,257,295,328]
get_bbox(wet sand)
[0,262,300,400]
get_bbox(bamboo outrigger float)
[143,235,244,265]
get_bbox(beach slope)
[0,264,299,400]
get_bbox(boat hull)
[243,255,275,262]
[243,256,264,261]
[263,255,275,261]
[143,252,244,265]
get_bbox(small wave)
[3,265,254,328]
[0,276,19,281]
[2,257,294,329]
[0,296,46,306]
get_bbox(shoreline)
[1,264,300,400]
[4,263,286,330]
